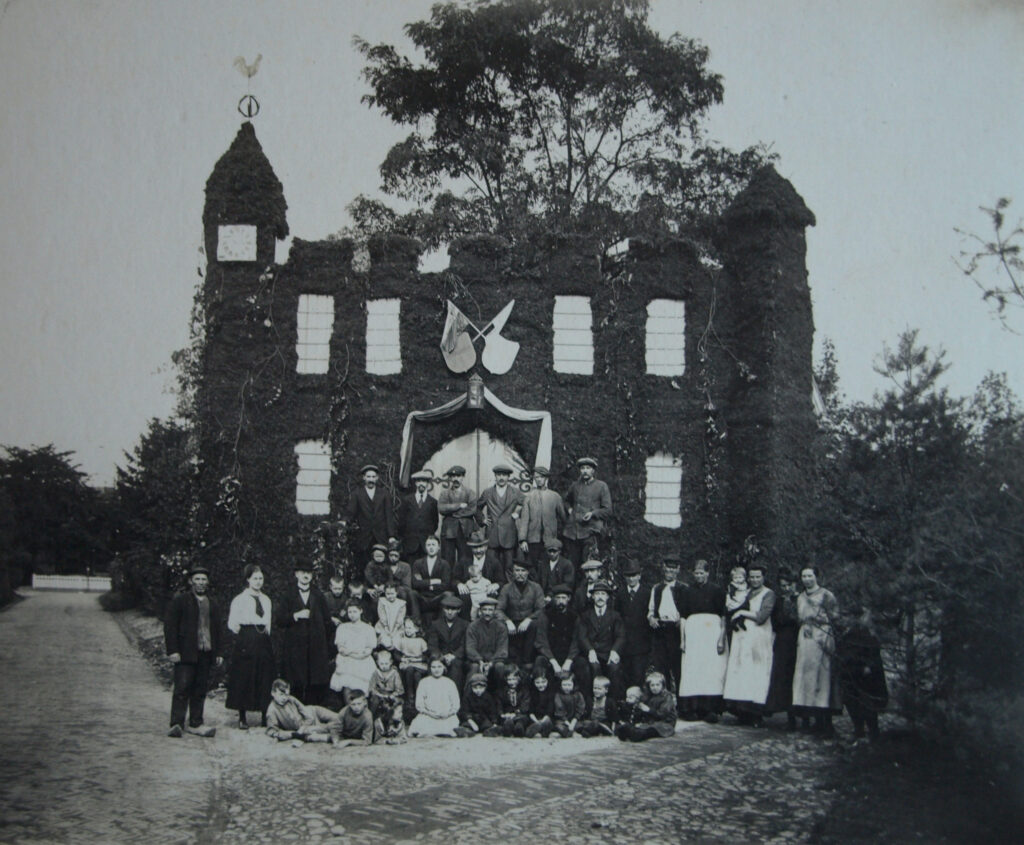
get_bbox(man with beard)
[614,560,652,690]
[496,561,545,669]
[437,465,477,569]
[340,464,397,564]
[276,561,333,705]
[533,584,585,690]
[517,466,566,574]
[679,559,728,722]
[397,470,439,559]
[164,564,223,737]
[562,457,613,567]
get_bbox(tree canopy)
[352,0,770,249]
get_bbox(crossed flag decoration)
[440,299,520,375]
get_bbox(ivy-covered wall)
[194,124,817,599]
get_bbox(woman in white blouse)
[226,564,275,729]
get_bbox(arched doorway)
[421,430,528,496]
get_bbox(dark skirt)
[226,626,275,712]
[764,625,799,714]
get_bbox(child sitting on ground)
[552,671,587,738]
[408,657,460,737]
[333,690,376,748]
[577,675,618,737]
[367,647,404,734]
[455,672,501,736]
[525,670,555,738]
[616,672,677,742]
[496,668,532,737]
[264,678,339,743]
[375,581,407,650]
[726,566,750,633]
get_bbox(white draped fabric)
[398,388,552,485]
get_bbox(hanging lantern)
[467,374,484,409]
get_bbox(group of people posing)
[163,458,888,745]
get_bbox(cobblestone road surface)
[0,591,841,843]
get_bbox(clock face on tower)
[217,225,258,262]
[440,299,520,375]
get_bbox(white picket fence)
[32,574,112,592]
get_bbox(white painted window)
[644,452,683,529]
[552,295,593,375]
[296,294,334,374]
[645,299,686,376]
[217,224,258,261]
[295,440,331,515]
[366,298,402,374]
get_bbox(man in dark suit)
[164,565,223,737]
[574,581,625,703]
[397,470,439,559]
[411,534,452,624]
[535,539,575,599]
[275,561,333,705]
[613,559,653,689]
[340,464,397,563]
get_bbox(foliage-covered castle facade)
[194,122,818,593]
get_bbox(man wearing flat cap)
[465,596,508,686]
[437,465,478,570]
[397,470,440,559]
[426,593,469,691]
[533,584,585,689]
[164,564,223,737]
[275,560,332,705]
[563,457,613,568]
[340,464,397,564]
[573,559,606,614]
[614,559,653,689]
[517,466,566,575]
[477,464,525,576]
[535,539,576,600]
[647,554,687,696]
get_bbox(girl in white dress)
[330,602,377,700]
[409,656,460,737]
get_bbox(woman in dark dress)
[765,569,800,729]
[226,564,276,729]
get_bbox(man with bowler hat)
[614,559,653,689]
[276,559,333,705]
[164,564,223,737]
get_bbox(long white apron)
[679,613,728,697]
[722,590,774,705]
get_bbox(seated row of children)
[270,653,677,745]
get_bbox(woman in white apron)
[792,565,841,735]
[722,564,776,725]
[679,559,728,722]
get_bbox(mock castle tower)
[195,122,817,593]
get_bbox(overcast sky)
[1,0,1022,485]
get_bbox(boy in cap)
[437,465,477,569]
[517,466,566,573]
[562,457,612,568]
[164,564,223,737]
[397,470,439,559]
[340,464,397,563]
[426,593,469,691]
[275,560,333,705]
[455,673,501,737]
[477,464,525,575]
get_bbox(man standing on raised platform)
[517,466,566,574]
[437,465,477,569]
[562,457,612,568]
[477,464,524,575]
